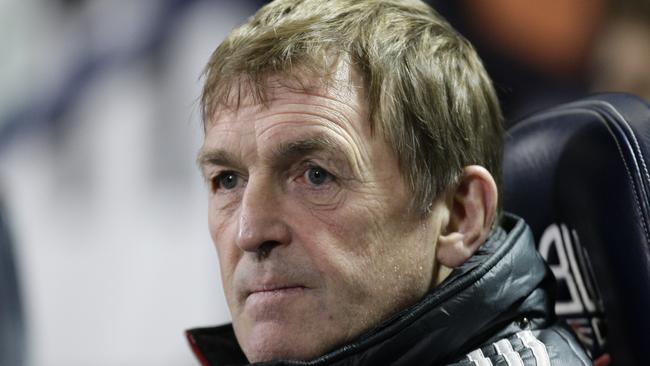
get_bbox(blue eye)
[305,166,330,185]
[214,172,239,191]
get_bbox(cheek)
[208,204,240,293]
[288,196,394,292]
[305,197,398,257]
[290,190,435,302]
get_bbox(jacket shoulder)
[445,327,591,366]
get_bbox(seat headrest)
[503,93,650,365]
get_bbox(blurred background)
[0,0,648,365]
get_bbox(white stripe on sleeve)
[517,330,550,366]
[493,338,524,366]
[467,348,494,366]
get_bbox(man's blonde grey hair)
[201,0,504,215]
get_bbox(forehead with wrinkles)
[204,60,368,128]
[198,65,378,180]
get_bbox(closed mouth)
[247,285,307,297]
[244,285,309,306]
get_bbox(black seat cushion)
[503,93,650,365]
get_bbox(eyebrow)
[268,135,343,165]
[197,134,351,176]
[196,149,244,177]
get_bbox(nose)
[236,177,291,255]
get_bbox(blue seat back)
[503,93,650,365]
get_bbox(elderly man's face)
[200,67,445,362]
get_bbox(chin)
[239,322,331,363]
[244,340,320,363]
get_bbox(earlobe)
[437,232,474,268]
[436,166,498,268]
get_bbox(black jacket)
[186,215,591,366]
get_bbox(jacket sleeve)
[444,327,591,366]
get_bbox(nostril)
[255,241,280,261]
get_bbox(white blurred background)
[0,1,261,365]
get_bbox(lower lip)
[246,287,307,308]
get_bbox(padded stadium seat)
[502,93,650,366]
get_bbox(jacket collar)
[186,215,553,366]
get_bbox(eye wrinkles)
[197,134,358,208]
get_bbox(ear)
[436,165,498,268]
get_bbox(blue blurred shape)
[0,198,24,366]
